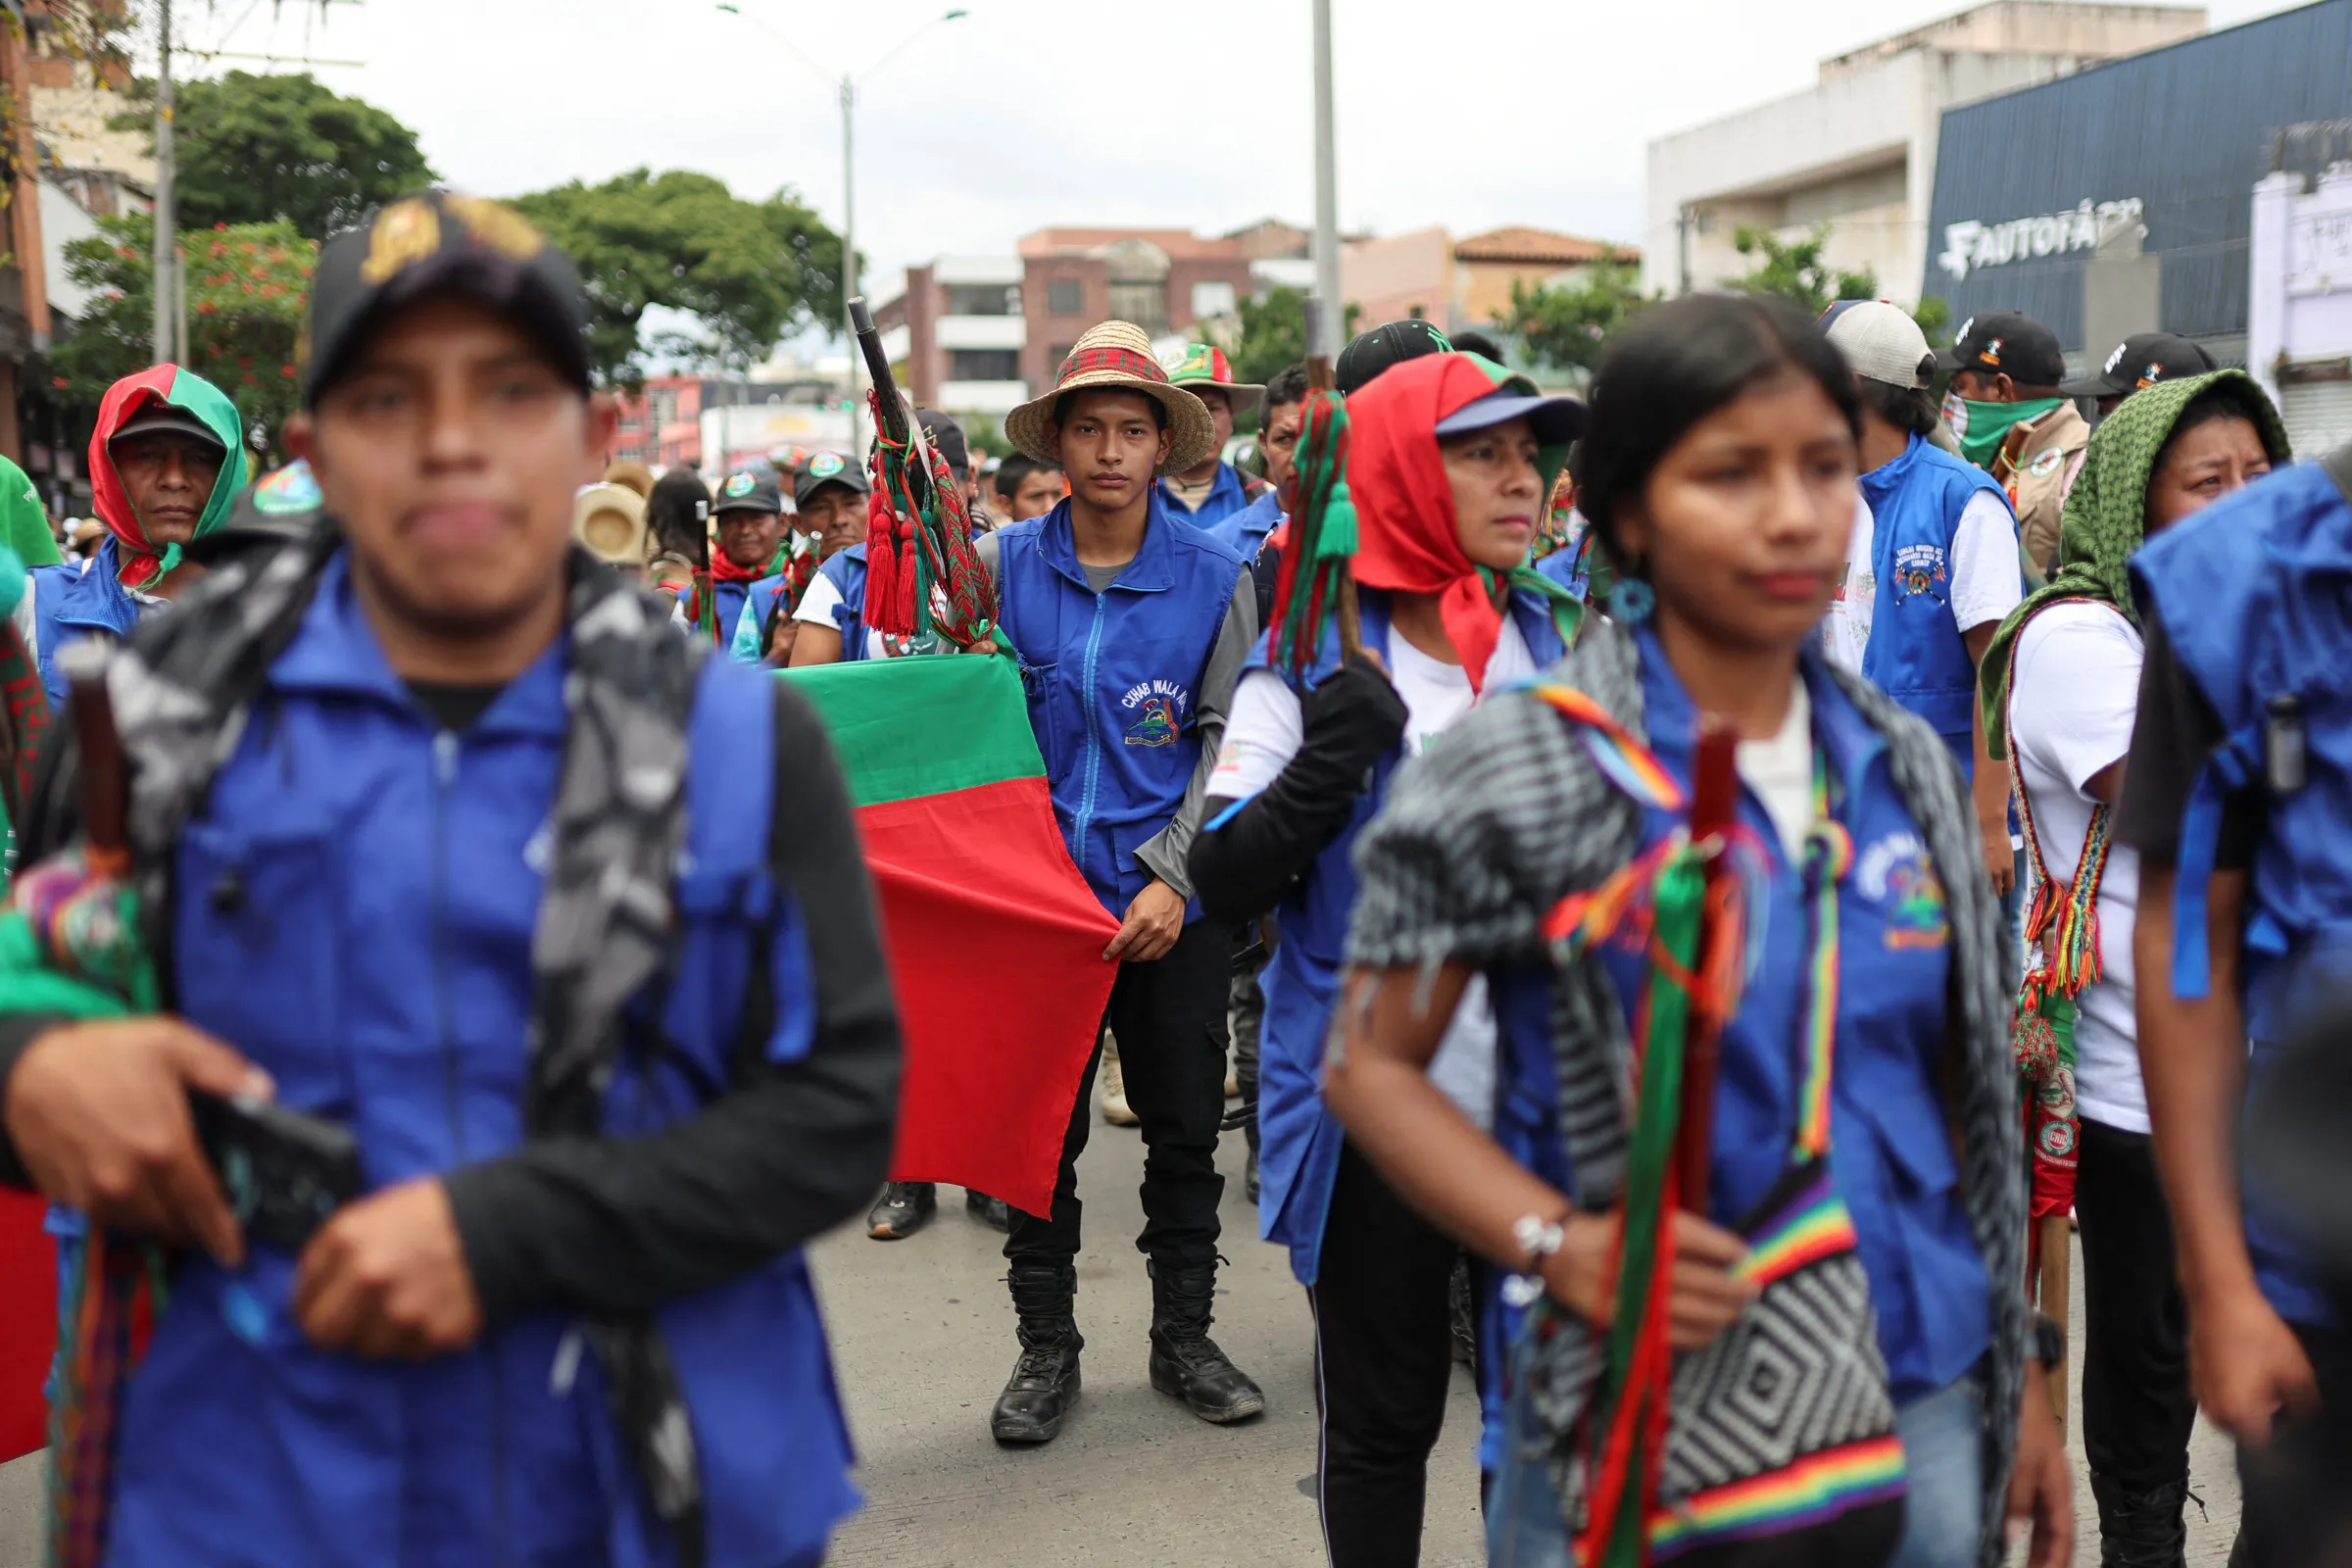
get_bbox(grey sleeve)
[975,528,1005,605]
[1135,567,1257,898]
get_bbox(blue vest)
[30,536,145,709]
[730,574,789,664]
[103,555,854,1568]
[1204,488,1283,562]
[1158,462,1261,535]
[1248,589,1569,1286]
[2131,460,2352,1326]
[818,545,871,663]
[995,497,1245,917]
[674,575,753,647]
[1857,434,2012,773]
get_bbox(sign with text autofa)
[1937,198,2145,282]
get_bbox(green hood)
[1978,369,2290,757]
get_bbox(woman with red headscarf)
[1189,350,1585,1568]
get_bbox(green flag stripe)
[781,653,1044,808]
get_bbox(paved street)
[0,1102,2256,1564]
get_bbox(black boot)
[1147,1258,1265,1423]
[992,1264,1082,1445]
[965,1190,1012,1232]
[866,1181,936,1240]
[2090,1472,2188,1568]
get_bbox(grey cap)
[109,404,228,453]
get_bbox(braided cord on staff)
[862,395,1013,658]
[1268,389,1356,679]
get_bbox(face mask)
[1949,397,2065,470]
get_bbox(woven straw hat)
[1004,320,1218,476]
[573,481,648,566]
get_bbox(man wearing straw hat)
[1158,341,1272,535]
[972,320,1264,1445]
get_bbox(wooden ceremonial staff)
[1678,718,1740,1212]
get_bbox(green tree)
[51,214,315,446]
[1230,284,1360,388]
[513,170,844,388]
[121,71,434,242]
[1497,262,1651,381]
[1725,223,1877,318]
[1728,223,1954,345]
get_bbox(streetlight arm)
[856,8,967,85]
[713,2,837,88]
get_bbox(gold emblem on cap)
[359,197,441,285]
[442,193,546,263]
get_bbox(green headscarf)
[1978,369,2290,757]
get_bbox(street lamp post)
[1311,0,1340,360]
[716,4,967,460]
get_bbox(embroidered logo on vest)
[1891,543,1949,607]
[1121,678,1191,747]
[1857,831,1950,950]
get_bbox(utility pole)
[152,0,175,364]
[1310,0,1341,359]
[842,74,858,460]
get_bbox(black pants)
[2077,1117,2196,1492]
[2232,1322,2352,1568]
[1230,921,1268,1153]
[1006,915,1229,1273]
[1307,1141,1459,1568]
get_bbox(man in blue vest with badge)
[1822,301,2023,897]
[974,320,1262,1445]
[2123,441,2352,1568]
[0,188,900,1566]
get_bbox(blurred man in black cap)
[1937,309,2088,578]
[2063,332,2220,419]
[0,185,897,1567]
[917,407,989,530]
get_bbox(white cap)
[1825,302,1934,391]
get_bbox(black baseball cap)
[304,189,592,408]
[1337,319,1452,395]
[1934,310,2066,387]
[916,408,970,481]
[109,404,228,453]
[710,469,783,517]
[2059,332,2218,399]
[793,450,868,510]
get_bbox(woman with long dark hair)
[1326,294,2069,1568]
[1189,350,1586,1566]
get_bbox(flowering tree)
[52,215,315,451]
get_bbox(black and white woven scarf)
[90,523,714,1563]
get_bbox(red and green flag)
[782,653,1118,1217]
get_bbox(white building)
[1643,1,2206,306]
[2250,158,2352,456]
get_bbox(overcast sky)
[181,0,2300,285]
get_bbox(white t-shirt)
[1736,681,1814,862]
[1210,615,1540,1128]
[792,568,896,661]
[2008,602,2144,1132]
[1822,489,2022,671]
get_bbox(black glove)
[1192,657,1408,923]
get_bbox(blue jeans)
[1486,1363,1984,1568]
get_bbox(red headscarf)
[1347,352,1523,692]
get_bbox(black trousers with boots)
[1306,1141,1460,1568]
[1006,915,1230,1277]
